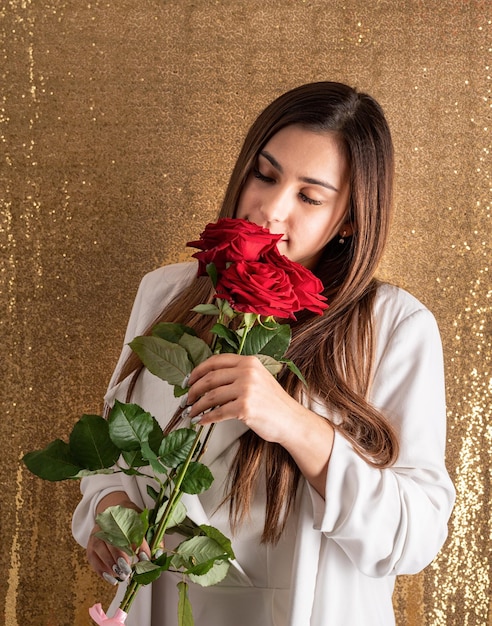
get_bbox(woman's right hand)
[86,491,151,586]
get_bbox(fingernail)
[112,565,127,581]
[191,412,203,425]
[182,406,191,420]
[181,374,190,388]
[155,548,164,559]
[117,557,132,576]
[138,551,150,561]
[179,393,189,409]
[103,572,118,586]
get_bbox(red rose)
[263,249,328,315]
[215,260,300,319]
[187,218,282,275]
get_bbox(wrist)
[95,491,139,516]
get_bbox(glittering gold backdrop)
[1,1,490,624]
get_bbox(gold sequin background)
[1,1,490,624]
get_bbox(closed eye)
[254,166,322,205]
[253,167,275,183]
[299,192,322,206]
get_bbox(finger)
[188,353,244,385]
[188,376,236,415]
[137,538,151,561]
[187,356,258,403]
[88,534,132,583]
[190,403,237,426]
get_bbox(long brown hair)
[117,82,398,543]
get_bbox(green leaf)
[95,506,148,556]
[174,535,223,565]
[211,323,240,350]
[282,359,307,385]
[73,468,116,478]
[148,418,165,453]
[173,385,188,398]
[178,333,213,367]
[121,412,163,468]
[199,524,235,559]
[184,558,217,576]
[119,466,148,476]
[206,263,218,287]
[130,335,193,386]
[134,561,165,585]
[141,442,170,475]
[177,581,194,626]
[191,304,220,316]
[241,312,258,329]
[151,322,197,342]
[159,428,197,468]
[23,439,82,481]
[255,354,283,376]
[242,323,291,359]
[69,414,120,470]
[146,485,160,502]
[162,500,187,529]
[165,516,201,538]
[155,552,173,568]
[122,448,148,468]
[179,461,214,494]
[108,401,155,451]
[216,298,235,320]
[174,536,230,587]
[189,559,230,586]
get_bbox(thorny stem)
[150,425,204,552]
[117,424,207,618]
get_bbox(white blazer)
[73,262,455,626]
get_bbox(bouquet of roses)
[23,218,327,626]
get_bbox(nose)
[258,187,292,226]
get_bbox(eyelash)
[253,168,274,183]
[252,168,322,206]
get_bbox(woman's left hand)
[186,353,335,496]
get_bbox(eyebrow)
[259,150,339,192]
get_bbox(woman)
[73,82,455,625]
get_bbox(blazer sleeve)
[72,263,197,548]
[308,307,456,577]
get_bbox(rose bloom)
[263,249,328,315]
[187,218,282,275]
[215,260,302,319]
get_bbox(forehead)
[261,125,349,180]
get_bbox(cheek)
[298,215,338,248]
[236,185,256,218]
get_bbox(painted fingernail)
[112,565,126,581]
[103,572,118,586]
[182,406,191,419]
[155,548,164,559]
[117,557,132,576]
[181,374,190,388]
[191,412,204,425]
[138,551,150,561]
[179,393,189,409]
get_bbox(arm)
[186,306,455,578]
[72,264,197,579]
[310,308,455,576]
